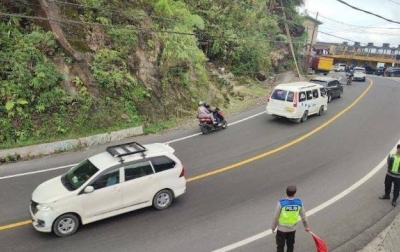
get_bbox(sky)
[302,0,400,47]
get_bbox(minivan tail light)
[293,92,298,107]
[179,166,185,178]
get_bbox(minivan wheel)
[327,95,332,103]
[153,189,173,210]
[318,106,324,116]
[53,214,79,237]
[300,111,308,123]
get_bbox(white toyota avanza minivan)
[30,142,186,237]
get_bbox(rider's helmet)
[198,101,205,106]
[204,103,210,109]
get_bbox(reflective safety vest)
[278,198,302,227]
[390,153,400,174]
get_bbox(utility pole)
[306,12,319,73]
[278,0,301,78]
[308,12,319,55]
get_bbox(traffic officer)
[271,185,310,252]
[379,144,400,206]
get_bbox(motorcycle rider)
[346,70,353,84]
[198,101,219,126]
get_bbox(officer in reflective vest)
[379,144,400,206]
[271,185,310,252]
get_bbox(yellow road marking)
[187,80,374,182]
[0,220,32,231]
[0,80,373,232]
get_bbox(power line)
[318,30,365,44]
[336,0,400,25]
[387,0,400,5]
[320,26,400,36]
[307,10,400,29]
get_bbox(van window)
[299,92,306,102]
[91,168,120,190]
[306,90,313,100]
[312,89,319,98]
[286,91,294,102]
[271,89,287,101]
[152,156,176,172]
[320,88,326,96]
[124,161,153,182]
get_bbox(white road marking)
[0,111,266,179]
[0,164,77,180]
[212,143,396,252]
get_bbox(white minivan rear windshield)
[271,89,287,101]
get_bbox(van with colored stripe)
[266,82,328,123]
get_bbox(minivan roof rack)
[106,142,147,161]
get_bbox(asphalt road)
[1,73,400,252]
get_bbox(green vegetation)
[0,0,307,149]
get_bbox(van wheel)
[53,214,80,237]
[318,106,324,116]
[300,111,308,123]
[153,189,173,210]
[327,95,332,103]
[338,91,342,98]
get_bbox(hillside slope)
[0,0,306,148]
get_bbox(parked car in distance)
[333,63,347,72]
[364,65,375,74]
[353,67,366,82]
[385,66,400,77]
[30,142,186,237]
[376,67,385,76]
[309,77,343,103]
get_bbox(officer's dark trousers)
[384,174,400,201]
[276,230,296,252]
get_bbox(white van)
[333,63,346,72]
[30,142,186,237]
[266,82,328,122]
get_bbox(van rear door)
[267,89,298,116]
[268,89,288,114]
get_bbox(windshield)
[62,160,99,190]
[353,68,365,72]
[271,89,287,101]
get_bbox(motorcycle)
[198,107,228,134]
[346,73,353,85]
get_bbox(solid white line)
[163,111,265,144]
[212,143,396,252]
[0,164,77,180]
[1,111,266,179]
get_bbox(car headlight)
[37,203,52,211]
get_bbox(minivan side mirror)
[84,186,94,193]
